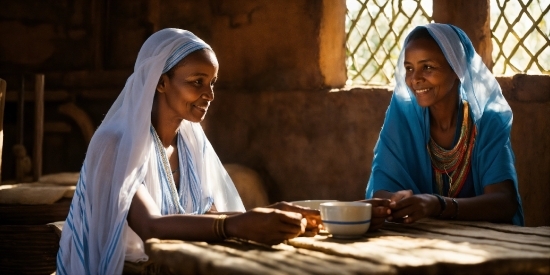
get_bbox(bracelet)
[450,198,459,219]
[213,214,228,240]
[433,194,446,218]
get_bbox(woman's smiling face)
[404,38,459,108]
[157,49,219,123]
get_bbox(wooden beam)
[33,74,44,182]
[432,0,493,69]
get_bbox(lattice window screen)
[491,0,550,75]
[346,0,432,86]
[346,0,550,86]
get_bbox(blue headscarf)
[365,23,524,226]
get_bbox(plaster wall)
[154,0,345,90]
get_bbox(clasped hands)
[385,189,440,224]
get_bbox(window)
[345,0,432,86]
[491,0,550,75]
[346,0,549,86]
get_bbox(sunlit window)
[345,0,550,86]
[491,0,550,75]
[345,0,431,86]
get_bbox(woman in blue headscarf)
[56,28,324,275]
[366,23,524,226]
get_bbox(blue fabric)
[365,23,524,226]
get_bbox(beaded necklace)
[427,101,477,197]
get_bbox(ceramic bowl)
[320,201,371,239]
[290,200,338,210]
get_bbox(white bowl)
[320,201,371,239]
[290,200,338,210]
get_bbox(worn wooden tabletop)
[143,219,550,275]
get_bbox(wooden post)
[33,74,44,182]
[14,75,26,183]
[17,76,24,146]
[91,0,105,71]
[0,79,6,184]
[432,0,493,70]
[319,0,347,88]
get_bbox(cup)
[319,201,371,239]
[290,200,338,210]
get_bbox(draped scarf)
[57,28,245,275]
[365,23,524,226]
[150,125,213,215]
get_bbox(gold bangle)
[219,214,228,239]
[213,216,219,238]
[214,214,228,240]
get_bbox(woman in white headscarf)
[366,24,523,226]
[56,28,321,275]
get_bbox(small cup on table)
[320,201,372,239]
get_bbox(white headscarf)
[57,28,245,275]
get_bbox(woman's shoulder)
[475,102,512,131]
[472,103,513,145]
[84,127,128,165]
[89,126,125,148]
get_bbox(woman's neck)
[428,85,461,149]
[429,85,460,133]
[429,102,458,132]
[151,101,181,148]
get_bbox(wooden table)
[142,219,550,275]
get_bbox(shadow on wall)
[224,163,269,210]
[206,75,550,227]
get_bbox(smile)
[415,88,430,94]
[194,104,208,111]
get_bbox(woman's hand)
[267,201,322,237]
[205,203,244,216]
[389,190,413,203]
[356,199,391,231]
[388,194,439,223]
[225,207,307,245]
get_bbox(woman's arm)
[385,180,518,224]
[127,184,222,241]
[205,204,243,216]
[127,185,308,245]
[438,180,517,223]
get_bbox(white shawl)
[57,28,245,275]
